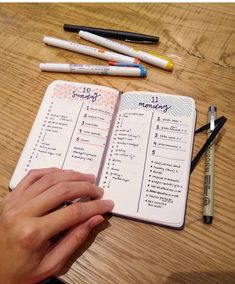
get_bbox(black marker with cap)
[63,24,159,43]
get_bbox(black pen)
[63,24,159,43]
[203,106,216,224]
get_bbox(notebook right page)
[99,92,196,228]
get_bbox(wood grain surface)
[0,3,234,284]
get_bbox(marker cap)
[166,60,174,71]
[108,62,147,77]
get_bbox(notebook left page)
[10,80,119,189]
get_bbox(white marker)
[43,36,140,64]
[79,31,174,71]
[39,62,147,77]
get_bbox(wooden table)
[0,3,234,284]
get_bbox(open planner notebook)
[10,80,196,229]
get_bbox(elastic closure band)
[191,116,227,173]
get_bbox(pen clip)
[210,106,216,131]
[108,61,147,77]
[124,39,155,44]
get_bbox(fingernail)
[89,216,104,229]
[84,174,96,182]
[104,199,114,210]
[96,187,104,196]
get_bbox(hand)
[0,168,114,284]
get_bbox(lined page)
[10,80,119,189]
[99,91,196,228]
